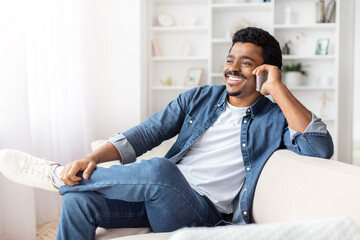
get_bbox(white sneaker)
[0,149,61,192]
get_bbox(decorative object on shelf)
[317,74,331,87]
[315,38,330,55]
[181,14,198,27]
[157,14,174,27]
[325,0,336,23]
[316,0,325,23]
[184,68,203,86]
[232,18,252,34]
[152,38,162,57]
[282,40,292,55]
[182,41,191,56]
[284,6,293,25]
[159,76,172,86]
[282,63,307,86]
[319,92,331,118]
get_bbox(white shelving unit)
[145,0,339,159]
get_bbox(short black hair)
[231,27,282,70]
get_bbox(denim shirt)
[109,85,334,224]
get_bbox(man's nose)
[229,60,241,72]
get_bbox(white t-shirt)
[177,101,247,214]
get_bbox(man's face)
[223,42,264,101]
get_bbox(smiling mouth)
[224,71,246,82]
[228,76,244,81]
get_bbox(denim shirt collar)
[217,90,267,117]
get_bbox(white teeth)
[229,76,243,81]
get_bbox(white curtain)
[0,0,94,238]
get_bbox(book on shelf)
[152,38,162,57]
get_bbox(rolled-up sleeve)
[285,112,334,159]
[108,133,137,165]
[288,112,328,141]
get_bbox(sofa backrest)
[252,150,360,228]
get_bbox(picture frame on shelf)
[184,68,203,86]
[315,38,330,55]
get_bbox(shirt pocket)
[179,114,198,138]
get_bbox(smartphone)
[256,71,268,91]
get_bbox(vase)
[284,71,303,86]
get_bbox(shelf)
[283,55,336,60]
[321,117,335,122]
[152,86,195,91]
[211,2,272,11]
[211,73,224,78]
[211,38,232,44]
[152,26,208,32]
[274,23,337,30]
[153,0,207,4]
[147,0,340,159]
[287,86,335,91]
[151,56,208,61]
[274,0,322,2]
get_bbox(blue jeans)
[57,158,224,240]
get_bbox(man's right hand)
[59,142,122,186]
[60,157,97,186]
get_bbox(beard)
[226,82,243,96]
[227,89,242,96]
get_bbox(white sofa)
[92,139,360,240]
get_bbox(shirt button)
[217,104,221,107]
[246,167,251,171]
[247,109,250,112]
[242,143,246,147]
[243,211,248,215]
[243,120,247,124]
[244,188,247,191]
[189,120,193,124]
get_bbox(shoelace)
[19,155,61,188]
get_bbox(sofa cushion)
[95,228,151,240]
[169,216,360,240]
[252,150,360,227]
[104,232,173,240]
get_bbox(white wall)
[84,0,142,139]
[352,0,360,165]
[353,0,360,148]
[338,0,355,163]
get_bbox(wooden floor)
[36,219,59,240]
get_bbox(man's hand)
[59,143,121,186]
[60,157,97,186]
[252,64,283,96]
[253,64,312,133]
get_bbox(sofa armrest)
[252,150,360,228]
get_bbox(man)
[0,27,333,239]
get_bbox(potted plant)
[282,63,307,86]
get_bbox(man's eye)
[226,60,233,64]
[242,61,251,66]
